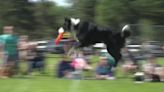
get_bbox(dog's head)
[63,17,80,32]
[55,18,80,44]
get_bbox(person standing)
[18,35,29,61]
[0,26,19,77]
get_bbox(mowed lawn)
[0,55,164,92]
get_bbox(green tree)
[132,0,164,24]
[96,0,139,28]
[0,0,73,40]
[30,0,68,39]
[0,0,36,34]
[69,0,97,22]
[139,19,154,41]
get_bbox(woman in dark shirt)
[56,55,74,78]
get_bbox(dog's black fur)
[63,18,131,66]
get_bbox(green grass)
[0,55,164,92]
[0,76,164,92]
[158,58,164,65]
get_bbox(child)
[100,49,116,79]
[96,57,110,79]
[70,51,89,79]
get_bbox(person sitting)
[143,55,164,82]
[96,57,111,80]
[122,61,138,76]
[121,48,139,76]
[56,55,73,78]
[100,49,116,79]
[28,48,45,73]
[70,51,88,79]
[34,49,45,73]
[27,47,37,75]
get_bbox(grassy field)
[0,55,164,92]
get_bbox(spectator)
[18,35,29,61]
[99,49,116,79]
[123,48,140,66]
[143,55,164,82]
[70,51,92,79]
[0,26,19,77]
[18,35,30,74]
[27,45,45,75]
[121,48,139,76]
[122,61,138,76]
[56,55,73,78]
[35,49,45,73]
[96,57,109,80]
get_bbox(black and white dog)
[58,17,131,66]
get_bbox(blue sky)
[54,0,68,6]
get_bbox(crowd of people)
[56,47,164,82]
[121,49,164,82]
[56,50,116,80]
[0,26,45,78]
[0,25,163,83]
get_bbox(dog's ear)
[70,18,80,25]
[121,24,131,38]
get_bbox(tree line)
[69,0,164,42]
[0,0,72,40]
[0,0,163,41]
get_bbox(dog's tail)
[121,24,131,38]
